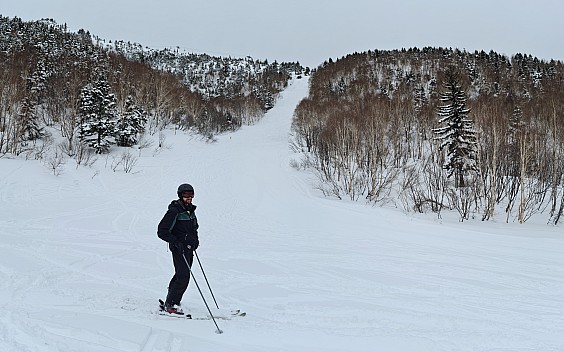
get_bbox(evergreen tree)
[78,70,117,154]
[433,68,478,187]
[508,105,524,143]
[413,84,428,113]
[115,95,146,147]
[17,96,42,143]
[18,60,48,143]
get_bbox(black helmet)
[177,183,194,198]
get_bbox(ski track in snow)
[1,77,564,351]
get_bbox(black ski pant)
[166,249,193,306]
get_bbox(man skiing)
[157,183,199,315]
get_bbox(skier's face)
[181,192,194,205]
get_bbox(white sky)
[1,0,563,68]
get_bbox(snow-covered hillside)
[1,77,563,352]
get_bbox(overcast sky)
[2,0,563,68]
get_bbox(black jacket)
[157,200,199,250]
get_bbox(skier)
[157,183,199,315]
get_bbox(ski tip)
[230,309,246,316]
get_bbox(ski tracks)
[139,329,182,352]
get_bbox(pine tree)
[17,96,42,143]
[78,70,118,154]
[18,60,48,144]
[433,68,478,187]
[413,84,428,114]
[115,95,146,147]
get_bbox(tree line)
[0,16,307,160]
[291,48,564,224]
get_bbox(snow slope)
[1,77,563,352]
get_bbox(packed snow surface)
[1,78,563,351]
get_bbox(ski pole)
[194,249,220,309]
[181,251,223,334]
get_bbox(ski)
[230,309,247,317]
[158,299,245,320]
[157,311,243,321]
[158,299,192,318]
